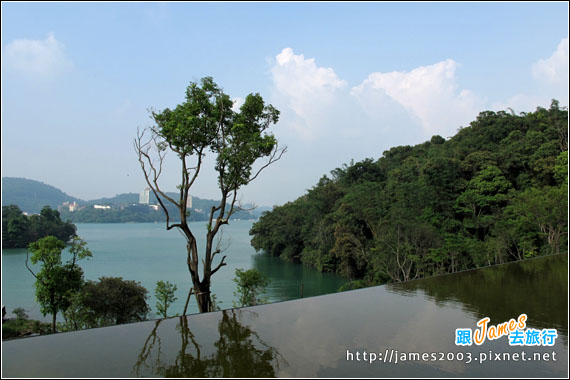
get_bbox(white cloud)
[270,48,482,142]
[532,37,569,85]
[271,48,347,138]
[3,32,72,78]
[496,37,569,112]
[268,48,477,205]
[351,59,484,137]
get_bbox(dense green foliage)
[61,277,150,331]
[20,234,149,333]
[155,280,178,318]
[2,177,81,214]
[26,236,92,332]
[2,205,76,248]
[81,277,150,326]
[250,101,568,287]
[233,268,269,307]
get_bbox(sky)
[1,2,568,207]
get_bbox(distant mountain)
[2,177,82,214]
[86,191,253,213]
[86,191,267,219]
[2,177,267,221]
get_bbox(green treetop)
[26,236,92,333]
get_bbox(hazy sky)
[2,2,568,207]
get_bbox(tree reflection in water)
[387,254,568,338]
[134,309,284,377]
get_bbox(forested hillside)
[2,205,76,248]
[250,101,568,288]
[2,178,81,214]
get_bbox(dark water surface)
[2,254,567,377]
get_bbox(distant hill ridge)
[2,177,269,217]
[2,177,82,214]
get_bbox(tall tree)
[506,186,568,255]
[25,236,92,333]
[135,77,285,313]
[455,165,512,240]
[233,268,269,307]
[155,280,178,318]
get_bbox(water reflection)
[134,310,284,377]
[386,254,568,339]
[252,253,346,301]
[2,254,567,378]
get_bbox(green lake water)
[1,221,346,320]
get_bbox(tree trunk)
[195,282,211,313]
[184,235,214,313]
[50,293,57,333]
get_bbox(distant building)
[186,195,192,209]
[69,202,79,212]
[149,204,159,211]
[93,205,111,210]
[60,201,80,212]
[139,188,150,204]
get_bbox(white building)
[139,188,150,204]
[93,205,111,210]
[68,201,79,212]
[186,195,192,209]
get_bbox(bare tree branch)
[213,229,231,260]
[236,201,257,213]
[211,255,227,276]
[134,128,184,231]
[246,143,287,185]
[25,251,39,281]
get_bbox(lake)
[2,253,567,377]
[1,221,346,320]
